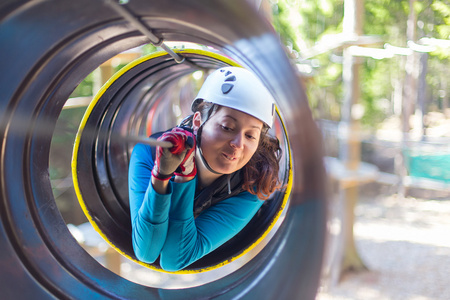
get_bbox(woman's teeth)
[223,153,235,161]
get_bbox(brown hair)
[242,131,282,200]
[189,102,282,200]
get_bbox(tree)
[271,0,450,128]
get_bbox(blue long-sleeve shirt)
[128,143,263,272]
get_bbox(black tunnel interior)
[73,49,291,272]
[0,0,327,298]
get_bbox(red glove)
[151,127,196,181]
[173,127,196,178]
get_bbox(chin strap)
[181,105,231,193]
[196,144,223,175]
[193,104,224,176]
[197,144,231,194]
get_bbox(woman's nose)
[230,133,244,149]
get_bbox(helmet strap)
[195,105,224,175]
[196,144,223,175]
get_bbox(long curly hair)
[242,130,282,200]
[186,102,282,200]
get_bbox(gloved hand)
[151,127,196,181]
[173,127,196,178]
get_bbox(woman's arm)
[129,143,173,263]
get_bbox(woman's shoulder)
[220,190,263,207]
[236,190,261,201]
[202,190,263,221]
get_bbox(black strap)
[193,171,244,218]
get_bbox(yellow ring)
[72,48,292,274]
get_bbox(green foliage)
[141,43,158,55]
[69,44,158,98]
[271,0,450,130]
[432,1,450,46]
[49,106,88,179]
[271,0,343,51]
[271,1,301,51]
[70,72,94,98]
[271,0,344,121]
[365,0,408,40]
[361,58,394,125]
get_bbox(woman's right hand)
[151,128,194,181]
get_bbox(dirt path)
[317,194,450,300]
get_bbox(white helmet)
[192,67,275,128]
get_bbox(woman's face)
[194,106,263,174]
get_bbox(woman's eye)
[246,134,256,140]
[221,125,232,131]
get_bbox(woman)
[129,66,282,272]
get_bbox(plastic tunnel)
[0,0,327,299]
[72,49,292,273]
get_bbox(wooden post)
[338,0,368,279]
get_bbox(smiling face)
[193,106,263,175]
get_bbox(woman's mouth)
[222,153,236,161]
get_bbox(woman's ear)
[192,112,202,134]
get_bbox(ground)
[75,187,450,297]
[317,192,450,300]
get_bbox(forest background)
[71,0,450,135]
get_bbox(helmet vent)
[225,75,236,82]
[221,83,233,94]
[221,73,236,94]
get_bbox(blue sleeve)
[128,143,172,263]
[160,182,263,271]
[129,143,264,271]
